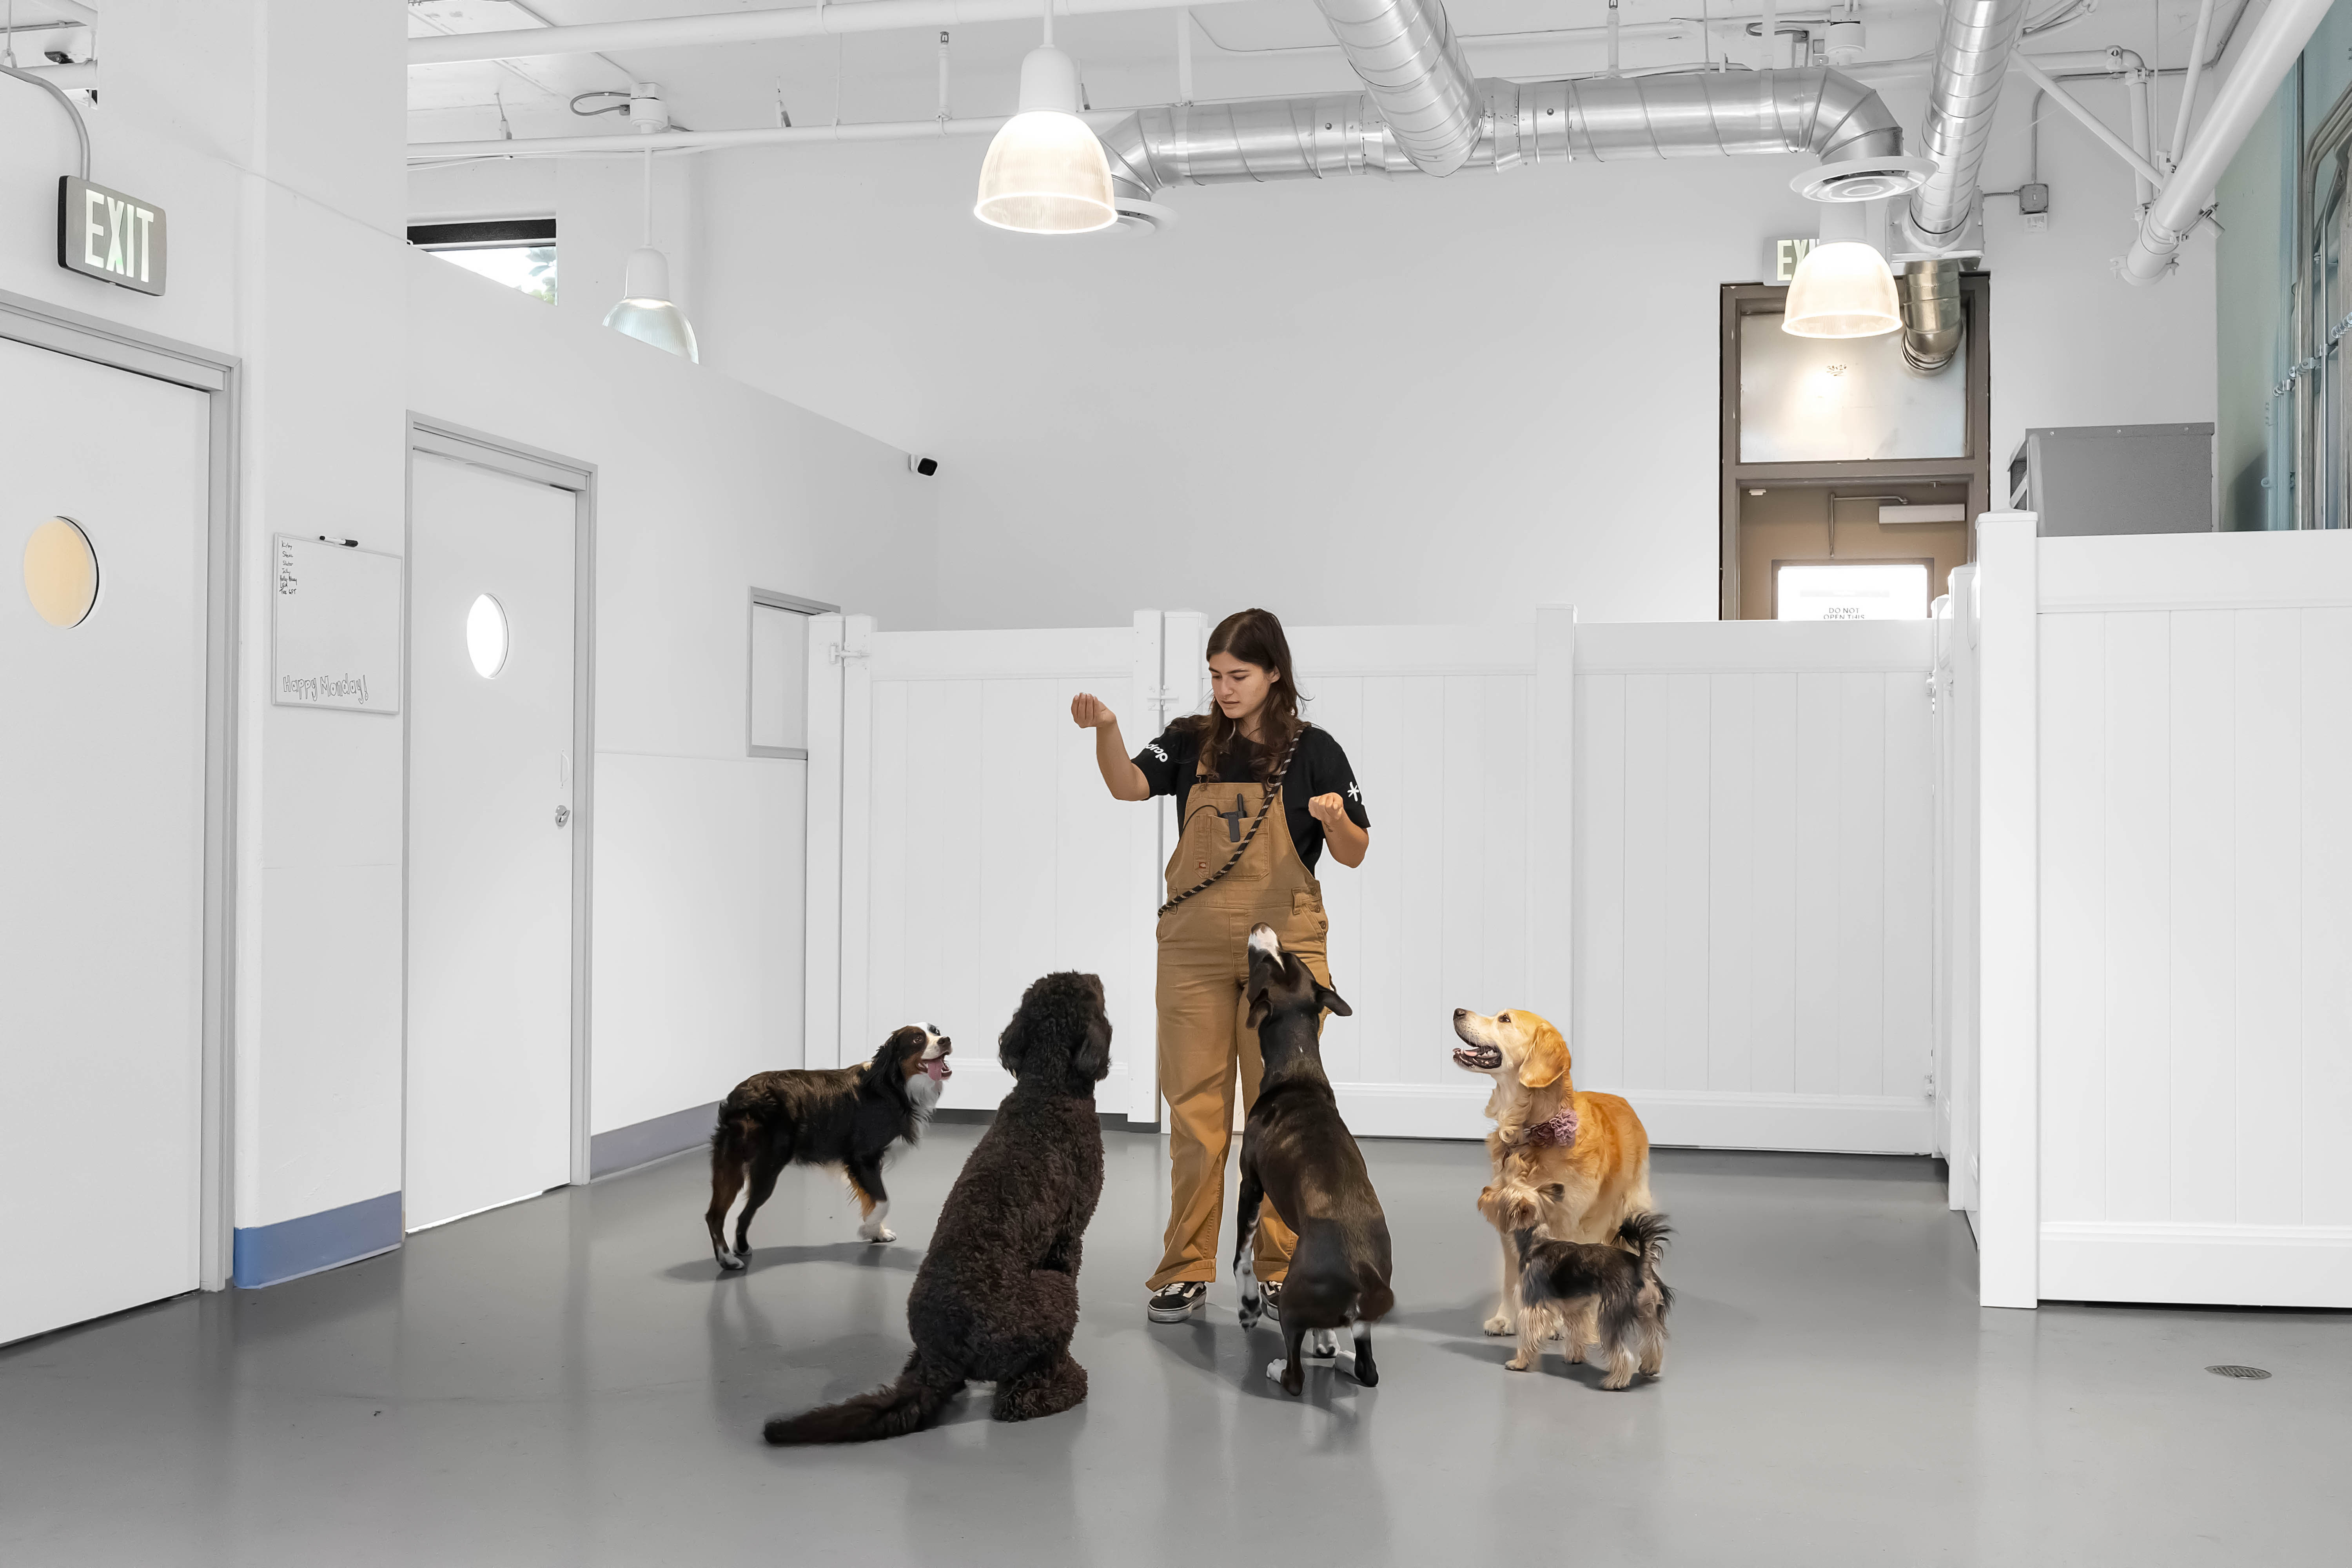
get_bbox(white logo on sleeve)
[1345,782,1361,802]
[1147,743,1169,762]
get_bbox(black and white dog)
[704,1024,952,1270]
[1235,925,1394,1394]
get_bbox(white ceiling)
[405,0,2005,147]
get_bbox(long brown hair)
[1177,608,1305,783]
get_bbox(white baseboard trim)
[929,1060,1137,1119]
[1325,1083,1938,1153]
[2038,1221,2352,1308]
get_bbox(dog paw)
[1483,1314,1515,1337]
[859,1225,896,1244]
[716,1250,745,1272]
[1504,1356,1532,1372]
[1236,1304,1262,1330]
[1265,1359,1289,1386]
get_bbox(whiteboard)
[271,534,403,714]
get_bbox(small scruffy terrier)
[1504,1206,1673,1389]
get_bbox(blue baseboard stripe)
[234,1191,403,1289]
[591,1100,719,1179]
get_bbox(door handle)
[555,805,571,828]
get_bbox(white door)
[0,336,211,1344]
[405,453,577,1230]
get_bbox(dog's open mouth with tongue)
[922,1038,954,1081]
[1450,1011,1504,1073]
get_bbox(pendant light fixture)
[973,0,1115,234]
[1780,240,1901,339]
[604,149,700,360]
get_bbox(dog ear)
[1314,981,1353,1018]
[862,1029,920,1093]
[1517,1019,1570,1090]
[1243,978,1271,1031]
[1070,1013,1113,1085]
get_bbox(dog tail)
[762,1350,960,1446]
[1617,1211,1674,1313]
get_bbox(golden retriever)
[1451,1007,1653,1337]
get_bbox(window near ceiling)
[408,219,557,304]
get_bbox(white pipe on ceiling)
[409,114,1043,161]
[408,0,1259,68]
[2123,0,2332,283]
[2009,55,2167,191]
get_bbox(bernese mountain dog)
[704,1023,952,1271]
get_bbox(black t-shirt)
[1134,722,1370,873]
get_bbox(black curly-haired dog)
[705,1024,953,1271]
[1235,924,1394,1395]
[763,971,1111,1445]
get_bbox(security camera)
[906,455,940,477]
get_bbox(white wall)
[1,0,415,1245]
[649,57,2217,632]
[405,254,938,1137]
[2,0,939,1279]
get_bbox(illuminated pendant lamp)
[604,150,700,360]
[973,0,1115,234]
[1781,240,1901,339]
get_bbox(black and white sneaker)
[1147,1281,1209,1323]
[1256,1279,1283,1322]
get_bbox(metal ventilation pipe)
[1312,0,1483,175]
[1897,260,1964,373]
[1102,68,1904,196]
[1906,0,2032,247]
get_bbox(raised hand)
[1071,692,1117,730]
[1307,792,1347,827]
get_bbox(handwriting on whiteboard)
[279,672,374,706]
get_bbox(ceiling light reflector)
[1782,240,1901,339]
[974,45,1115,235]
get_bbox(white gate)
[1573,620,1937,1152]
[809,609,1939,1151]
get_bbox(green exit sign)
[58,176,167,297]
[1770,236,1816,283]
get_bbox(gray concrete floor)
[2,1126,2345,1566]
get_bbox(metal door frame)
[0,287,242,1292]
[1719,277,1994,619]
[404,415,600,1186]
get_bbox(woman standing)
[1071,609,1371,1323]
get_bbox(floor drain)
[2206,1364,2271,1380]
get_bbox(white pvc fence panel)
[1969,518,2352,1308]
[1932,568,1983,1220]
[1288,624,1544,1138]
[2026,528,2352,1307]
[806,614,1163,1118]
[1573,622,1937,1152]
[811,609,1940,1154]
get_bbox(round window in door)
[23,516,99,627]
[466,593,509,678]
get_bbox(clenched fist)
[1307,792,1348,828]
[1070,693,1117,729]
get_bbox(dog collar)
[1523,1106,1578,1149]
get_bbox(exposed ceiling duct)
[1101,67,1910,200]
[1903,0,2032,252]
[1880,0,2030,374]
[1310,0,1484,176]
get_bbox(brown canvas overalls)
[1146,768,1333,1291]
